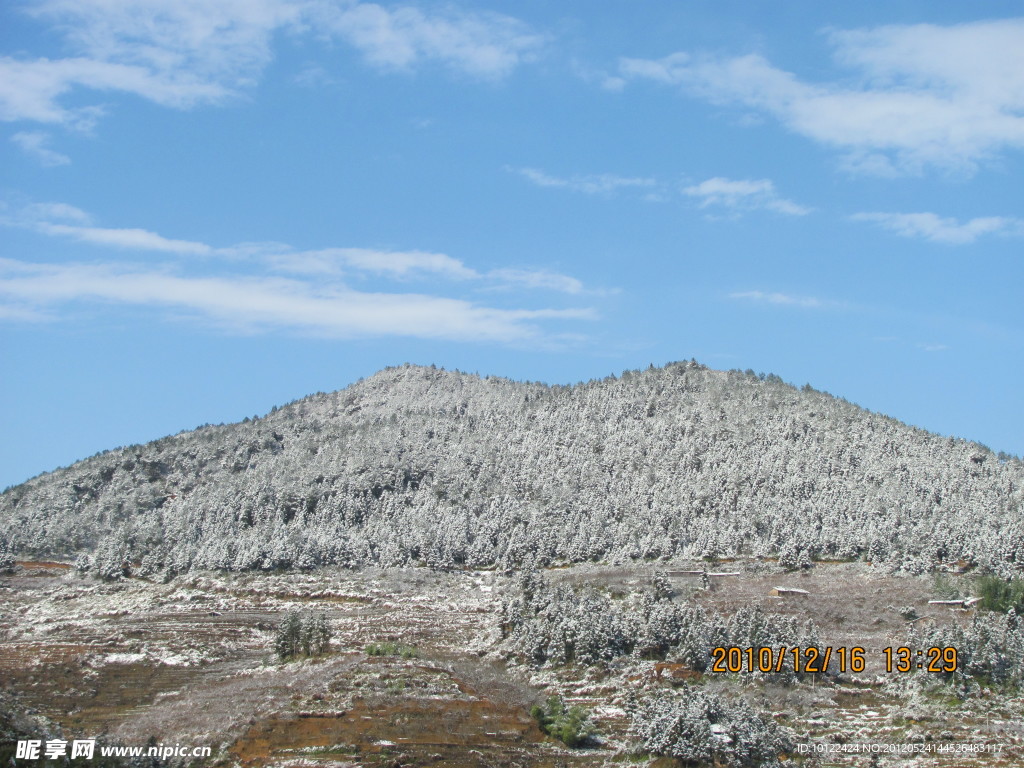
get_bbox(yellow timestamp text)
[709,646,958,674]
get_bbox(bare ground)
[1,560,1022,767]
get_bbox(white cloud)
[292,64,336,88]
[21,202,92,224]
[27,0,301,77]
[6,200,600,295]
[330,247,476,279]
[10,131,70,166]
[37,222,215,254]
[618,52,693,86]
[510,167,807,215]
[313,3,544,79]
[2,0,542,127]
[0,258,591,344]
[267,247,478,280]
[615,19,1024,174]
[270,257,594,295]
[851,212,1021,244]
[0,303,51,322]
[488,268,585,295]
[0,55,230,125]
[0,202,599,344]
[682,177,810,215]
[600,75,627,92]
[510,166,656,195]
[5,201,210,253]
[729,290,827,309]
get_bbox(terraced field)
[1,562,1022,766]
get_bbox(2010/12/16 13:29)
[710,646,959,674]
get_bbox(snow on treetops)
[1,362,1021,577]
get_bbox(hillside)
[2,361,1022,578]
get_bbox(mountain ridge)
[3,361,1022,577]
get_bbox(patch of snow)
[99,652,147,665]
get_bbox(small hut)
[770,586,810,597]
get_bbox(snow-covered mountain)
[2,361,1022,577]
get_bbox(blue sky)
[1,1,1022,488]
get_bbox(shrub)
[501,573,820,679]
[976,575,1024,614]
[530,695,595,747]
[650,573,675,601]
[932,572,961,600]
[366,641,418,658]
[909,609,1024,690]
[629,688,791,767]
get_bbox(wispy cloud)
[3,201,213,254]
[729,290,829,309]
[312,3,544,79]
[508,166,656,196]
[682,177,810,215]
[0,201,600,345]
[38,222,215,254]
[875,336,952,353]
[7,202,591,293]
[0,55,229,125]
[509,167,806,215]
[0,259,592,344]
[613,18,1024,174]
[2,1,542,129]
[265,251,593,295]
[10,131,70,166]
[264,248,478,280]
[488,268,585,295]
[0,302,50,322]
[21,202,91,224]
[851,212,1022,244]
[292,64,337,89]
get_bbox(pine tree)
[274,611,332,661]
[0,548,15,574]
[274,612,303,660]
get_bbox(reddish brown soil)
[231,696,548,767]
[15,561,73,572]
